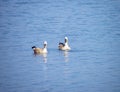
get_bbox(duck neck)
[44,44,47,49]
[65,42,68,46]
[43,45,47,53]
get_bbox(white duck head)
[43,41,47,48]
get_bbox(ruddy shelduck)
[58,37,71,51]
[32,41,48,54]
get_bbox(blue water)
[0,0,120,92]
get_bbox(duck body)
[58,37,71,51]
[32,47,47,54]
[58,43,71,50]
[32,41,48,54]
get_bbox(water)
[0,0,120,92]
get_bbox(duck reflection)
[63,51,69,62]
[34,53,47,63]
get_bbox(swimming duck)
[58,37,71,50]
[32,41,48,54]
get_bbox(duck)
[58,37,71,51]
[32,41,48,54]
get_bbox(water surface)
[0,0,120,92]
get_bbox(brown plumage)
[32,41,47,54]
[32,46,43,54]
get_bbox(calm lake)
[0,0,120,92]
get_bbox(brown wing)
[34,48,43,54]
